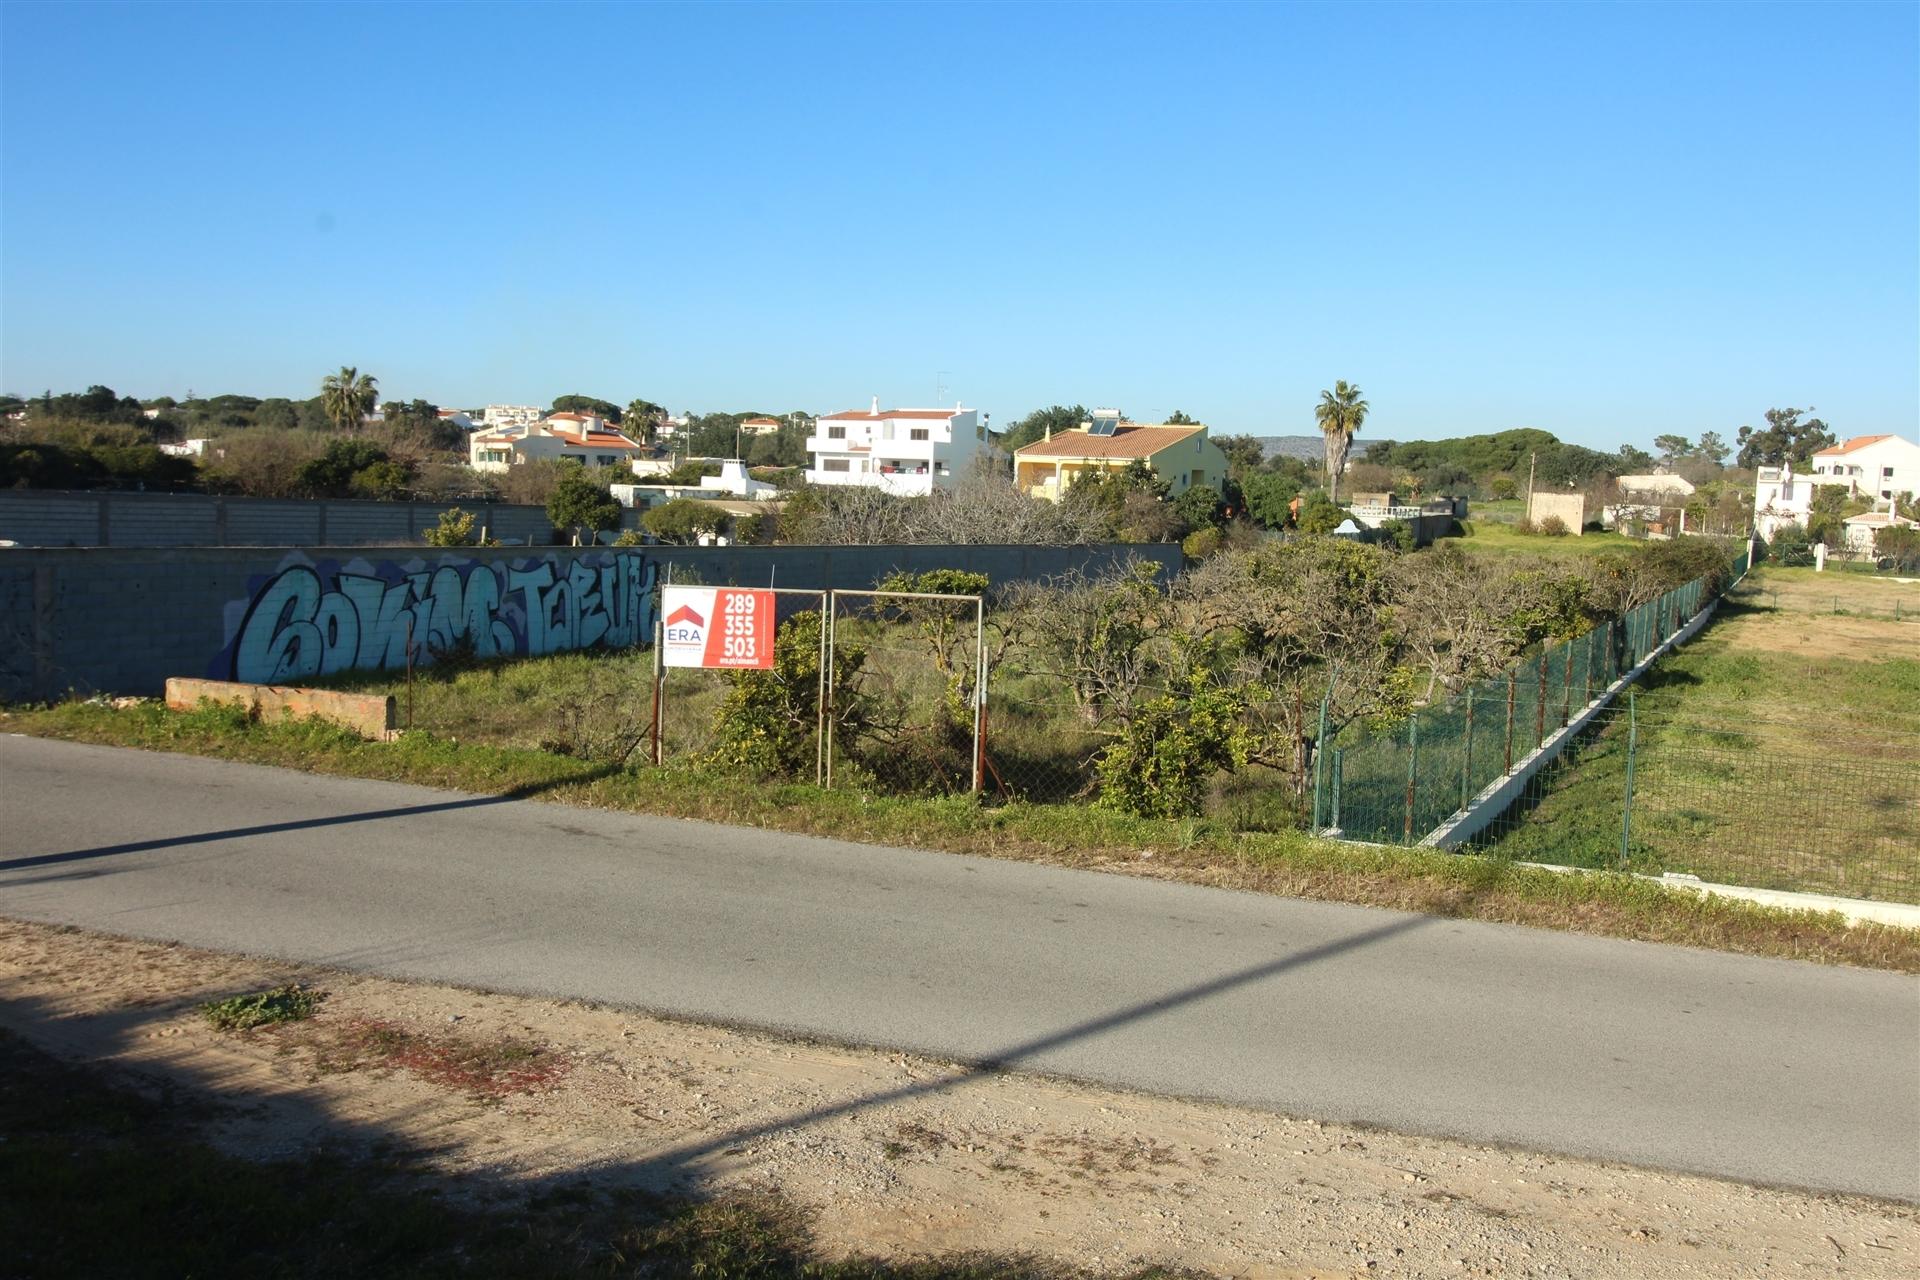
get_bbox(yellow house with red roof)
[1013,411,1229,502]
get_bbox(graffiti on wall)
[212,551,658,684]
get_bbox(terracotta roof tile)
[1013,424,1203,461]
[1814,435,1895,456]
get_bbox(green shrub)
[1096,685,1256,819]
[1182,526,1224,559]
[201,984,322,1031]
[546,469,621,542]
[1537,514,1568,537]
[1874,524,1920,572]
[424,507,481,547]
[1767,523,1814,567]
[642,497,726,545]
[1377,518,1416,551]
[706,611,868,779]
[1295,490,1344,534]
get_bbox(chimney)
[871,395,879,415]
[1045,425,1052,442]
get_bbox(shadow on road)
[0,764,623,875]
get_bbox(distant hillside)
[1252,435,1395,463]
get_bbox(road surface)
[2,735,1915,1200]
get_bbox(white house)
[1841,511,1919,557]
[739,417,783,437]
[1753,435,1920,539]
[1615,473,1696,500]
[158,438,214,458]
[609,460,778,513]
[1752,463,1826,539]
[437,409,476,431]
[1602,473,1697,531]
[468,416,646,473]
[1807,434,1920,505]
[481,404,545,431]
[805,399,986,495]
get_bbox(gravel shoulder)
[3,916,1912,1279]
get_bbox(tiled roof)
[553,429,643,450]
[1014,424,1203,461]
[1814,435,1895,457]
[741,417,781,426]
[818,408,959,421]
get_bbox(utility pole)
[1527,451,1538,521]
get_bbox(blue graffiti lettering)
[224,552,658,684]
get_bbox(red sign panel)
[660,587,775,669]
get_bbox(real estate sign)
[659,586,775,669]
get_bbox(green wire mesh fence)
[1317,562,1726,848]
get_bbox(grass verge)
[0,1027,1190,1279]
[3,699,1916,972]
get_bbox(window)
[828,426,846,440]
[910,428,928,441]
[597,454,616,466]
[821,458,850,472]
[1191,470,1204,486]
[1885,466,1896,478]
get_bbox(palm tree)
[1315,380,1369,503]
[321,366,379,435]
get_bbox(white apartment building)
[482,404,545,431]
[805,399,986,495]
[468,416,646,474]
[1806,434,1920,504]
[1753,435,1920,539]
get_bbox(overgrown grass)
[5,697,1916,972]
[1455,519,1641,559]
[0,1028,1193,1279]
[1478,576,1920,902]
[201,983,323,1031]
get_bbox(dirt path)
[3,916,1912,1278]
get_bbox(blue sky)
[2,1,1914,450]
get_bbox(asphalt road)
[3,735,1916,1201]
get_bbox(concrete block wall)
[0,542,1180,701]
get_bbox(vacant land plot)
[6,918,1914,1278]
[1727,563,1919,625]
[1484,567,1920,901]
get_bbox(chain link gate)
[823,588,985,795]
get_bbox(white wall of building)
[804,406,984,495]
[1808,436,1920,504]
